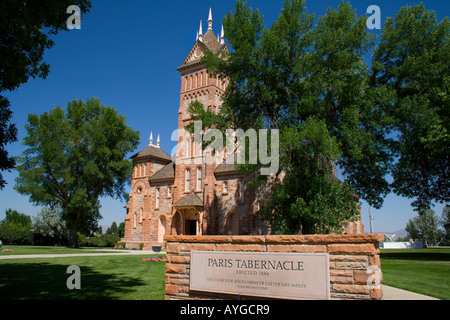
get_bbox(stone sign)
[190,250,330,300]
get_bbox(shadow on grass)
[0,261,147,300]
[381,250,450,262]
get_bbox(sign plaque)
[190,251,330,300]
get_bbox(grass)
[1,246,449,300]
[380,248,450,300]
[0,253,166,300]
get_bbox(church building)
[120,9,363,249]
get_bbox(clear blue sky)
[0,0,448,233]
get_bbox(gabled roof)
[130,145,172,163]
[149,162,175,182]
[177,30,228,71]
[172,191,203,208]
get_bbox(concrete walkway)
[0,249,164,260]
[382,285,440,300]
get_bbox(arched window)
[197,167,202,190]
[140,208,143,223]
[240,180,245,203]
[133,212,137,228]
[185,169,191,192]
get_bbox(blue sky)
[0,0,448,233]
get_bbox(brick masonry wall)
[164,234,384,300]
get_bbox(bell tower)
[177,8,228,123]
[171,8,230,235]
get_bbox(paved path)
[0,249,164,260]
[0,251,440,300]
[382,285,440,300]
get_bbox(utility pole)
[368,207,373,234]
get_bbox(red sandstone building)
[121,10,363,249]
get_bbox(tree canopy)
[0,0,92,189]
[15,98,139,246]
[189,0,449,234]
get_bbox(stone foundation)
[164,234,384,300]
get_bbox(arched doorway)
[226,212,239,235]
[185,210,199,235]
[158,215,166,243]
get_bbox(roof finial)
[149,132,153,146]
[196,30,199,41]
[220,24,225,44]
[198,20,203,41]
[157,134,160,148]
[208,8,213,30]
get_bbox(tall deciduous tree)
[192,0,448,234]
[371,3,449,210]
[15,98,140,247]
[0,0,92,189]
[405,209,440,245]
[197,0,391,234]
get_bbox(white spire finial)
[220,24,225,44]
[196,30,199,41]
[149,132,153,146]
[208,8,213,30]
[157,134,160,148]
[198,20,203,42]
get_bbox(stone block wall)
[164,234,384,300]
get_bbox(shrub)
[78,233,120,247]
[0,222,33,245]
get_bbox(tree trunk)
[68,224,78,248]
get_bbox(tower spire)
[198,20,203,41]
[207,7,213,30]
[149,132,153,146]
[157,134,160,148]
[220,24,225,44]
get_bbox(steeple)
[220,25,225,44]
[207,7,213,30]
[198,20,203,42]
[157,134,160,148]
[149,132,153,146]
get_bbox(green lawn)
[1,246,449,300]
[380,248,450,300]
[0,253,166,300]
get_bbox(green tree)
[118,221,125,238]
[405,209,440,245]
[0,209,33,244]
[0,0,92,189]
[441,205,450,244]
[371,3,450,210]
[194,0,390,234]
[33,206,69,246]
[15,98,140,247]
[106,221,119,236]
